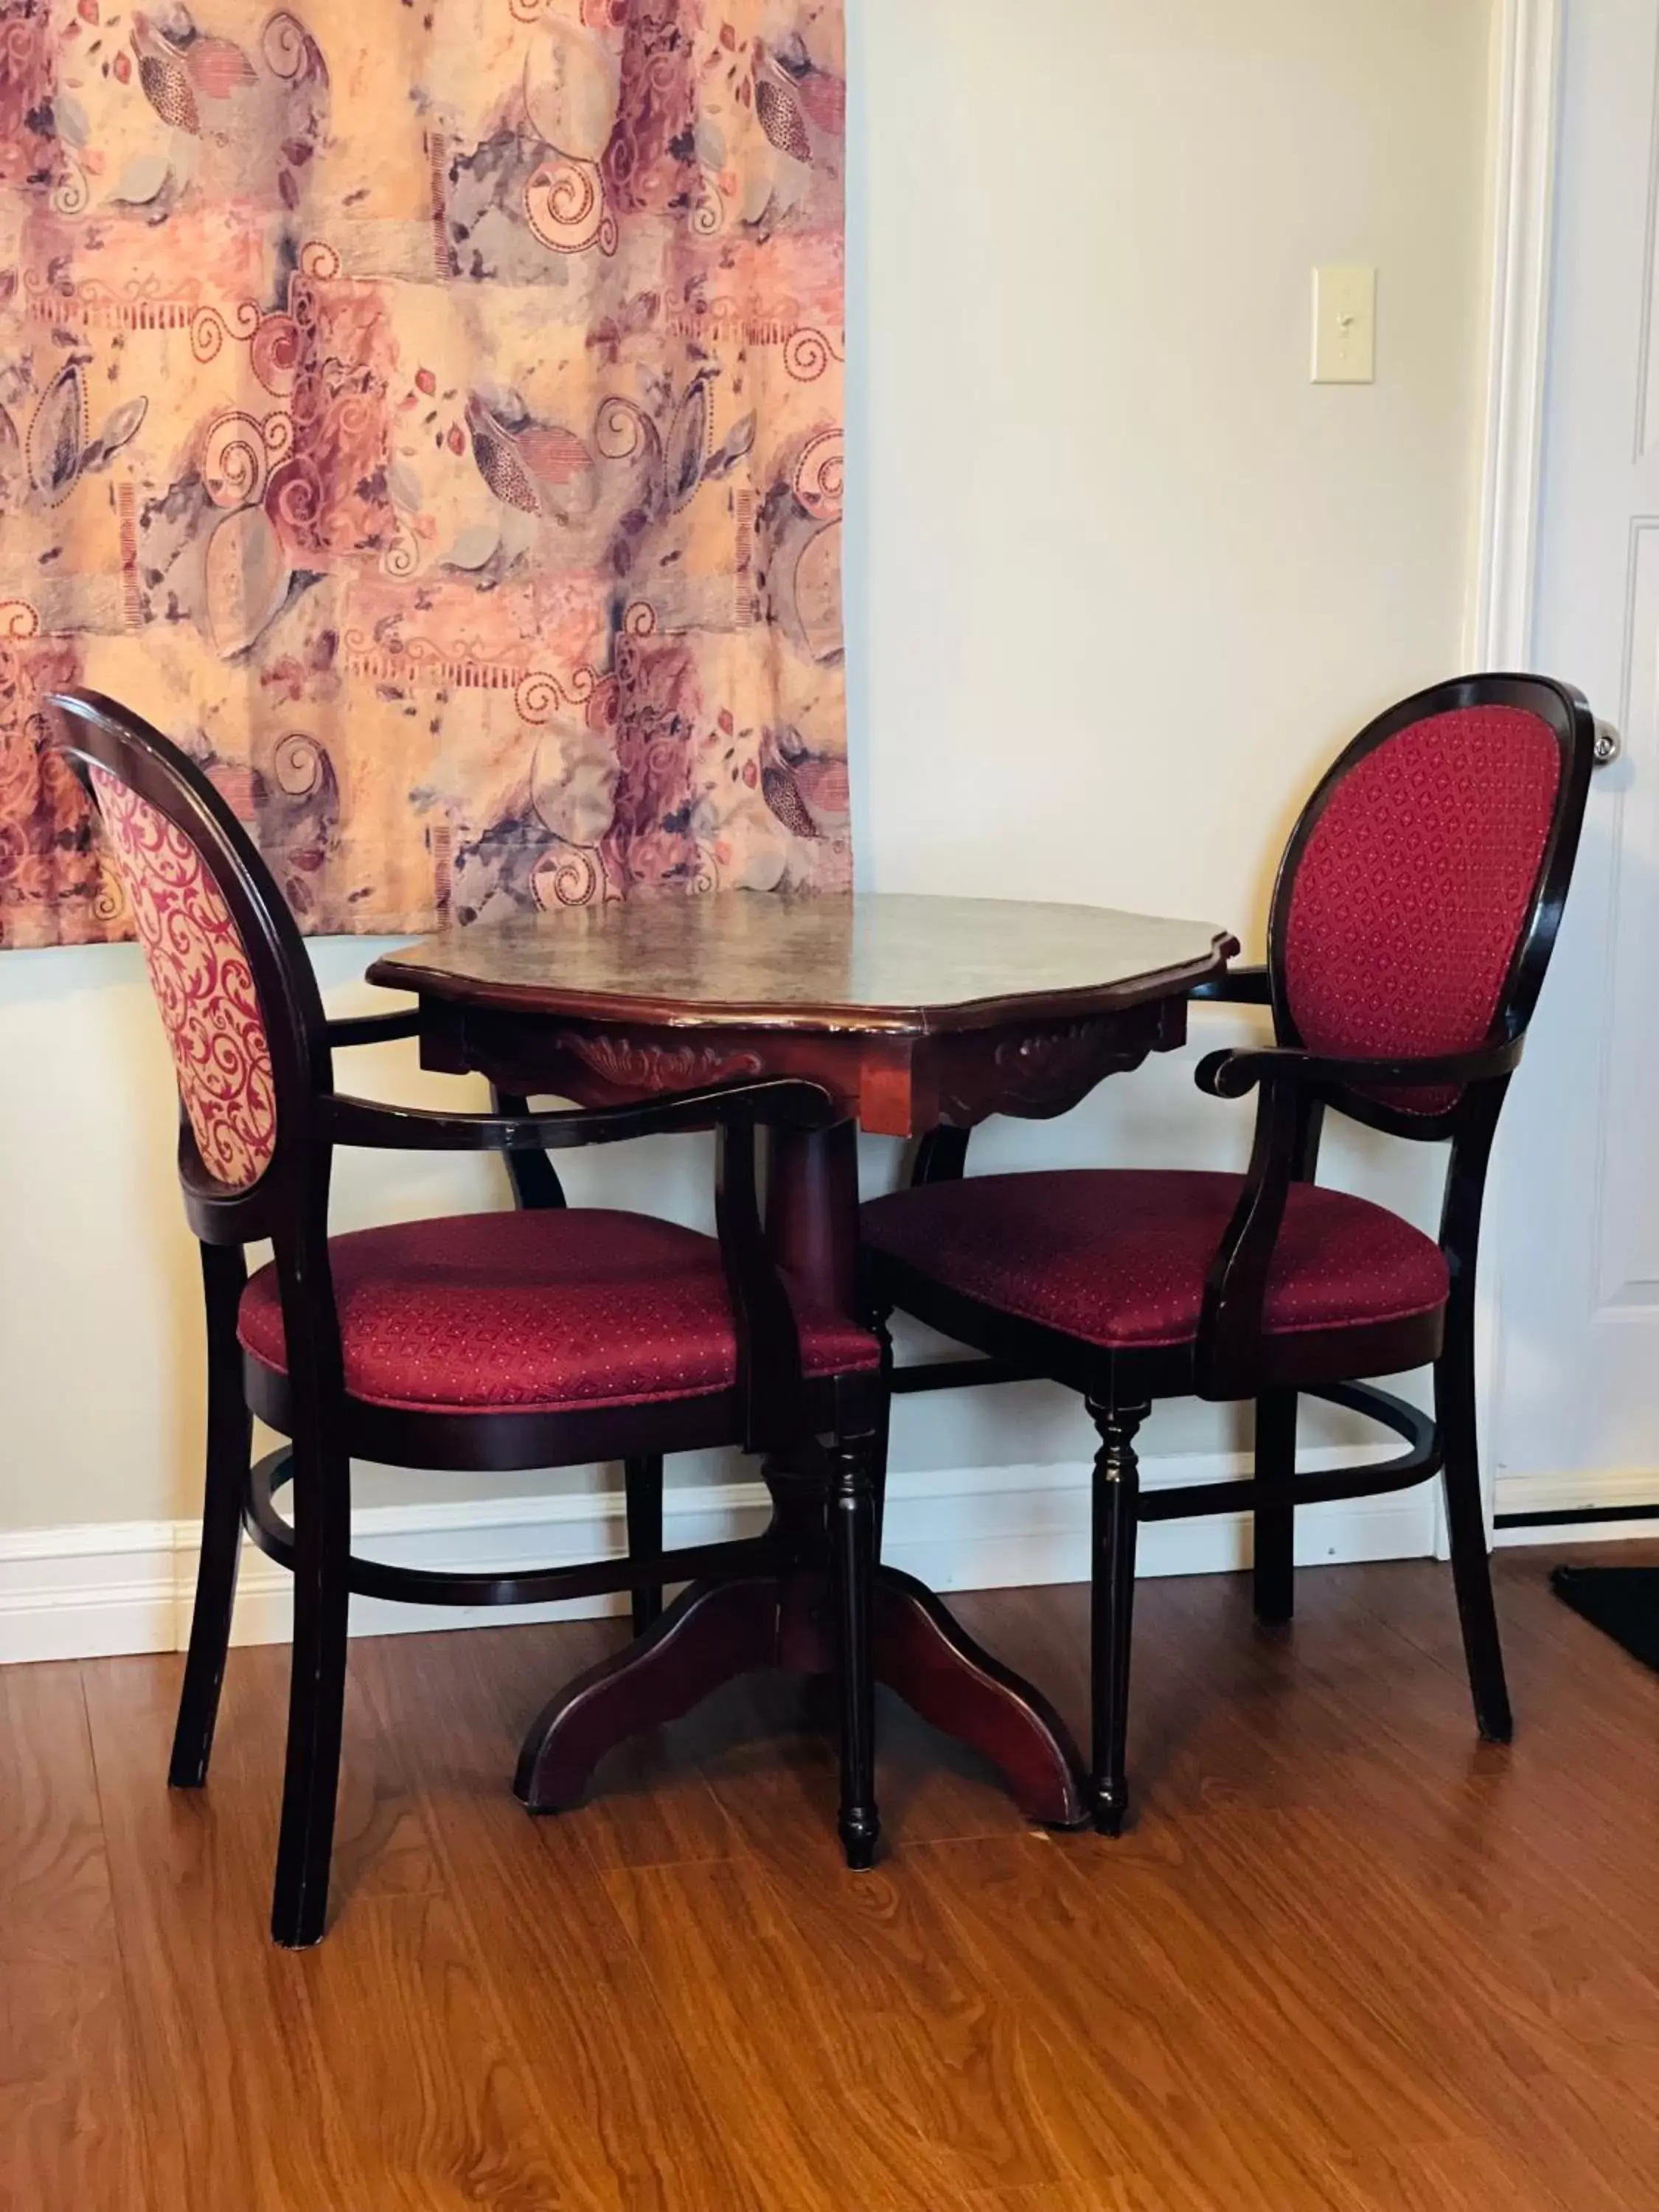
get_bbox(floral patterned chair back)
[49,691,321,1196]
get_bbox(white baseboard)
[1494,1469,1659,1546]
[0,1444,1433,1667]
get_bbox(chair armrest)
[1192,1072,1307,1399]
[323,1074,833,1455]
[1189,965,1271,1006]
[1190,1032,1521,1397]
[325,1009,423,1048]
[320,1077,837,1154]
[1194,1037,1523,1102]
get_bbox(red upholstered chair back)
[48,691,325,1203]
[1268,678,1594,1119]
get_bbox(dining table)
[368,891,1237,1829]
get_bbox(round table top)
[368,891,1237,1036]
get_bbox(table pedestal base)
[514,1564,1089,1830]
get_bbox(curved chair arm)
[1195,1037,1523,1102]
[319,1076,837,1153]
[319,1075,836,1453]
[324,1009,423,1049]
[1189,965,1271,1006]
[1191,1033,1523,1398]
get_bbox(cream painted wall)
[0,0,1495,1537]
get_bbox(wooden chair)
[49,689,884,1947]
[862,675,1595,1836]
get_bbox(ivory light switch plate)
[1312,265,1376,383]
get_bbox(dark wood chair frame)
[49,689,885,1948]
[869,673,1597,1836]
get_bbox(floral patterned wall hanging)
[0,0,847,947]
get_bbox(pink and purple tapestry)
[0,0,848,945]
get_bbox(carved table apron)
[368,894,1236,1828]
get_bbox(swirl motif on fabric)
[89,769,278,1189]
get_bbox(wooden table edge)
[365,931,1242,1037]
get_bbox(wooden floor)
[6,1547,1659,2211]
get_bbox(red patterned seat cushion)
[240,1208,880,1414]
[862,1171,1448,1350]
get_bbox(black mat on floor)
[1551,1565,1659,1675]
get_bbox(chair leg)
[270,1431,352,1950]
[170,1244,251,1789]
[1088,1399,1147,1837]
[832,1430,880,1870]
[870,1313,895,1562]
[1253,1390,1298,1628]
[1436,1349,1513,1744]
[625,1455,664,1638]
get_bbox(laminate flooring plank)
[909,1829,1475,2195]
[53,1556,1659,2212]
[297,1891,582,2212]
[1072,1551,1659,2207]
[1182,1804,1654,2212]
[1318,2132,1586,2212]
[80,1646,386,2212]
[1222,1561,1659,1966]
[356,1626,760,2212]
[964,2188,1138,2212]
[601,1852,1040,2211]
[0,1661,152,2212]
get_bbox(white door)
[1490,0,1659,1526]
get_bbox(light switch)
[1311,265,1376,384]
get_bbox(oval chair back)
[1265,673,1596,1135]
[48,687,330,1242]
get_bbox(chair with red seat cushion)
[50,689,883,1948]
[865,1172,1450,1356]
[862,674,1596,1838]
[237,1209,880,1416]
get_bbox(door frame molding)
[1467,0,1565,1543]
[1472,0,1564,671]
